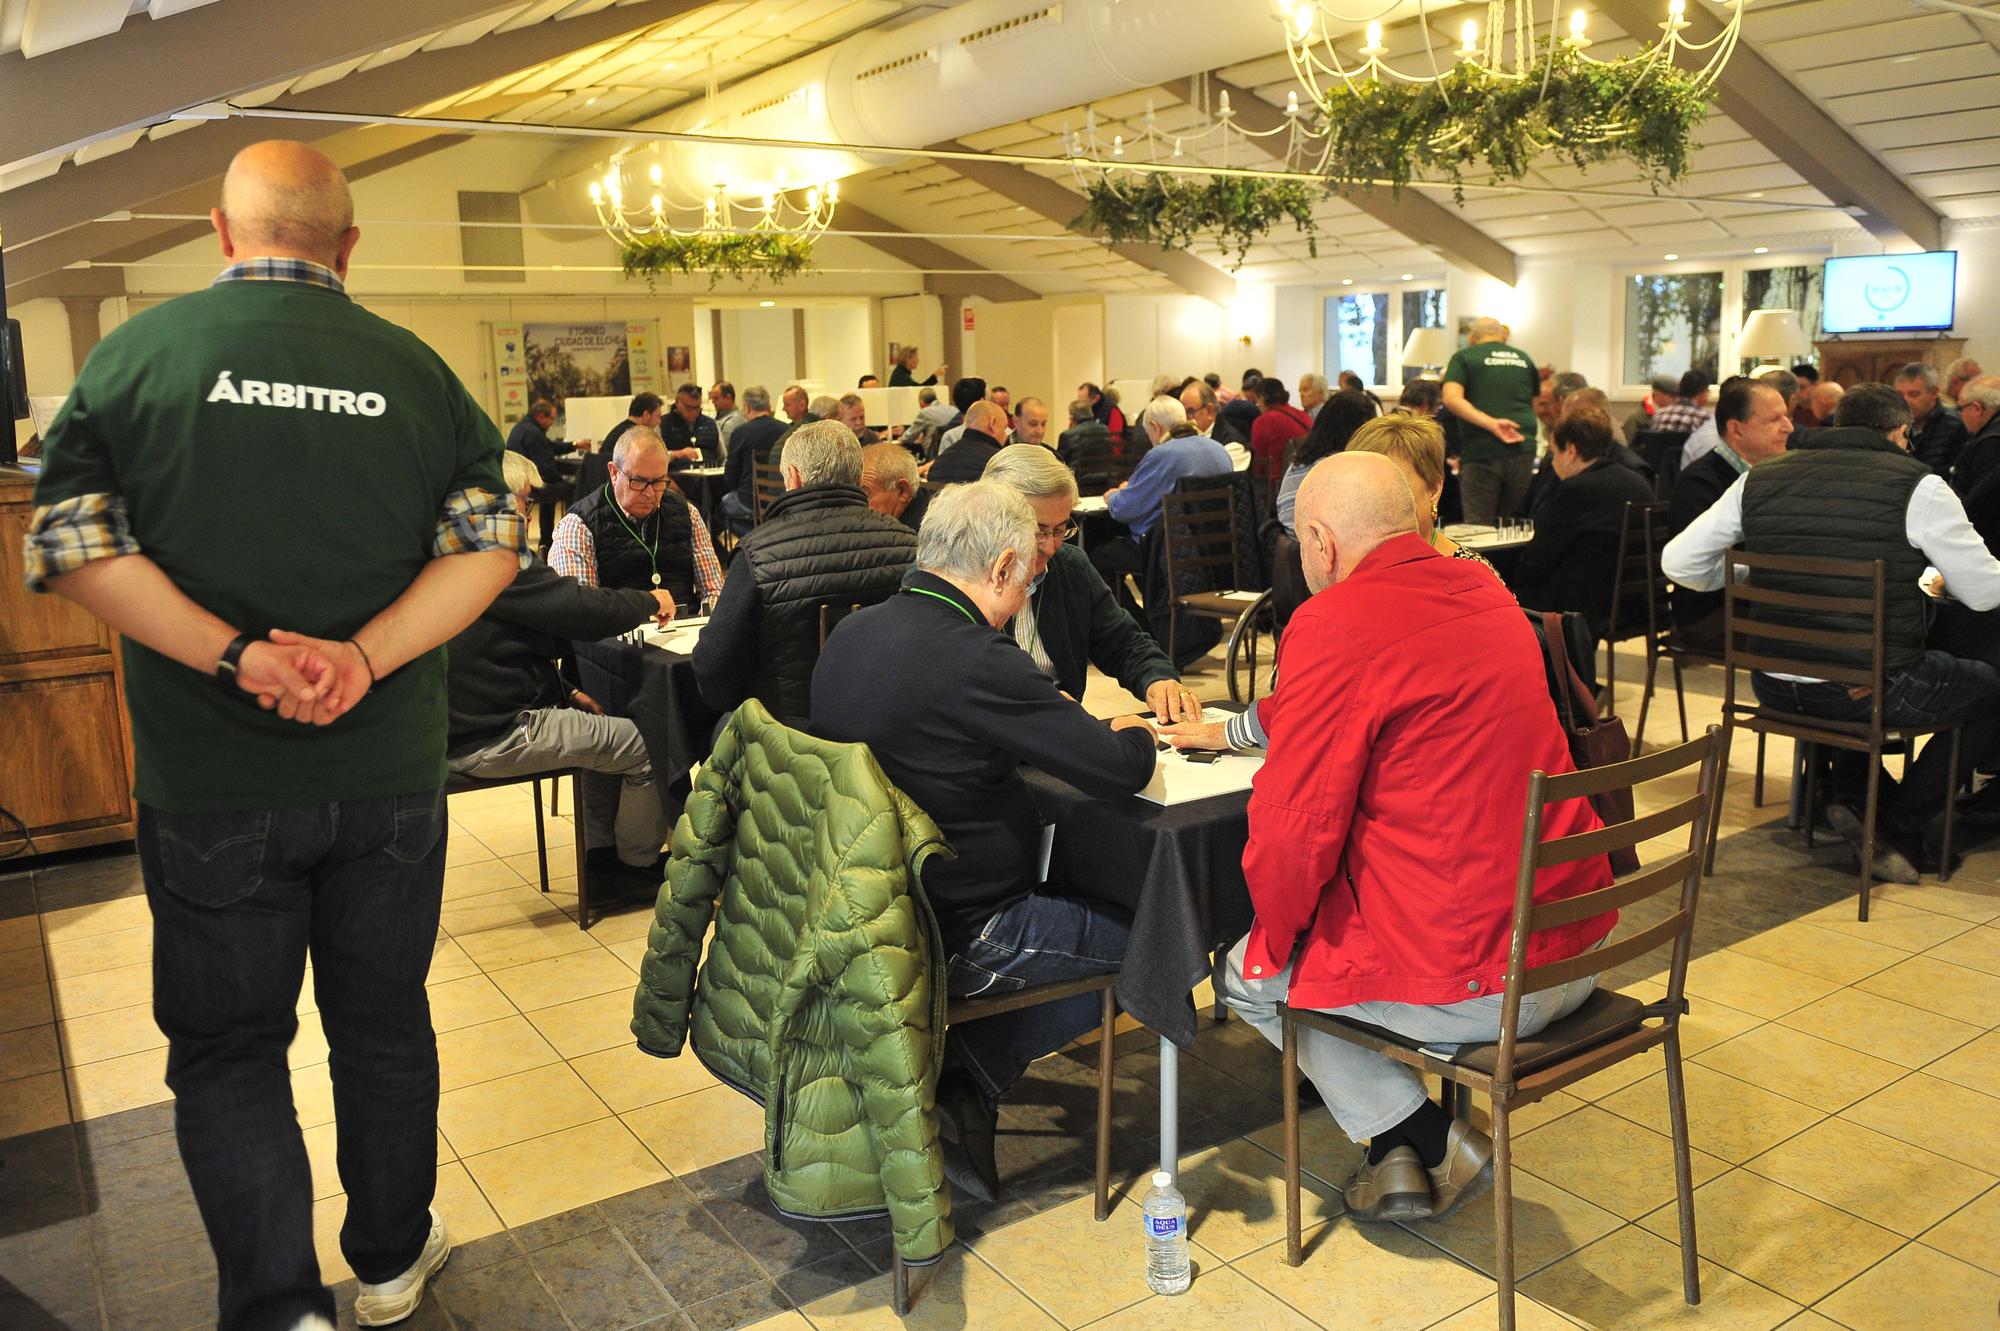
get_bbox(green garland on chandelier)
[1073,174,1323,267]
[618,232,816,291]
[1319,44,1712,199]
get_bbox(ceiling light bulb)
[828,181,839,201]
[1341,278,1353,285]
[759,299,776,307]
[1754,246,1769,254]
[1401,273,1414,281]
[1293,4,1313,38]
[1363,20,1384,52]
[1459,19,1478,53]
[1664,252,1679,261]
[649,194,662,212]
[1571,9,1587,37]
[649,164,662,184]
[588,182,602,204]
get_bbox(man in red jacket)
[1248,377,1314,495]
[1220,453,1615,1223]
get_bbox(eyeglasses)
[1035,520,1080,544]
[616,468,671,492]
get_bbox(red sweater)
[1242,535,1615,1008]
[1249,403,1313,487]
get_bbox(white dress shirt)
[1662,467,2000,680]
[1680,416,1721,468]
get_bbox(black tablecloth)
[1024,769,1253,1050]
[571,637,719,819]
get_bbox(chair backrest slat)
[1722,615,1872,652]
[1530,851,1694,931]
[1539,736,1715,803]
[1724,582,1874,616]
[1536,793,1704,868]
[1521,912,1684,994]
[1727,651,1875,688]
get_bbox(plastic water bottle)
[1142,1169,1191,1295]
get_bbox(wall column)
[60,296,101,374]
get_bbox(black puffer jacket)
[693,485,917,726]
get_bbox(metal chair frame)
[1279,729,1724,1331]
[1708,548,1959,920]
[442,768,594,927]
[1158,482,1253,668]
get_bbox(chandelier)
[1282,0,1743,193]
[588,165,840,250]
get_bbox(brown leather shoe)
[1426,1119,1495,1219]
[1341,1146,1434,1222]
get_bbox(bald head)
[1294,452,1419,594]
[216,141,357,270]
[1468,317,1505,345]
[965,400,1010,438]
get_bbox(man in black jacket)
[1898,362,1968,478]
[1180,380,1248,449]
[1507,406,1655,641]
[982,443,1201,720]
[449,463,678,894]
[1056,400,1109,474]
[720,385,787,533]
[506,398,576,485]
[660,382,721,467]
[602,392,663,456]
[695,422,916,727]
[928,400,1009,485]
[811,481,1156,1201]
[1953,376,2000,496]
[1667,378,1793,652]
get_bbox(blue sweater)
[1107,434,1233,536]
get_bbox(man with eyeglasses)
[550,428,723,611]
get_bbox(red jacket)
[1242,535,1615,1009]
[1249,403,1313,488]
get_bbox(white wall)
[720,307,799,395]
[880,294,944,380]
[802,305,872,394]
[1054,301,1105,403]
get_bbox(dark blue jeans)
[139,791,448,1331]
[1752,650,2000,833]
[945,893,1129,1101]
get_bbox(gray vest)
[1739,429,1930,674]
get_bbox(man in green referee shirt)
[25,142,522,1331]
[1442,316,1542,525]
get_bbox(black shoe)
[934,1075,1001,1204]
[610,855,665,901]
[1957,781,2000,827]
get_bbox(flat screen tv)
[1821,251,1957,334]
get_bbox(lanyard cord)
[608,492,660,580]
[904,586,978,625]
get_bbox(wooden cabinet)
[0,467,136,856]
[1814,336,1967,389]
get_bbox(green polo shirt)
[33,274,510,812]
[1444,340,1541,462]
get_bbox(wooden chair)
[1158,481,1254,666]
[1603,500,1665,721]
[1279,728,1724,1331]
[816,601,864,651]
[1632,428,1688,499]
[753,456,786,524]
[891,975,1117,1314]
[1709,549,1960,919]
[441,768,595,927]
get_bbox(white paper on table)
[1074,495,1110,514]
[1216,589,1263,604]
[643,616,708,653]
[1134,746,1263,806]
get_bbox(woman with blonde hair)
[1345,411,1496,571]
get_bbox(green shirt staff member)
[25,141,522,1331]
[1441,316,1541,526]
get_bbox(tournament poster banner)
[489,320,660,427]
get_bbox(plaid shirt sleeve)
[433,487,526,560]
[23,493,141,592]
[549,513,596,586]
[686,500,723,606]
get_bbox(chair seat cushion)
[1316,988,1647,1077]
[442,768,574,796]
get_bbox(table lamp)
[1737,308,1812,368]
[1401,325,1455,373]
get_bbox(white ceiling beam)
[1594,0,1943,250]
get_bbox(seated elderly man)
[450,454,679,896]
[1220,453,1614,1221]
[928,398,1011,485]
[551,427,723,609]
[1506,407,1654,640]
[811,481,1158,1201]
[982,444,1202,721]
[1089,395,1233,620]
[695,422,917,727]
[859,441,931,530]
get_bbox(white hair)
[612,426,667,468]
[780,419,864,488]
[1299,373,1329,392]
[808,394,842,420]
[982,440,1079,502]
[1141,394,1189,440]
[917,480,1036,587]
[1961,375,2000,412]
[501,450,541,497]
[742,384,772,412]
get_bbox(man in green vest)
[25,141,523,1330]
[1441,316,1540,525]
[1663,383,2000,881]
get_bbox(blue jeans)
[719,489,754,535]
[945,894,1130,1101]
[1752,650,2000,833]
[139,792,448,1331]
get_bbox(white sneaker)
[353,1208,450,1327]
[288,1316,336,1331]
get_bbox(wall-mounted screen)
[1821,252,1957,334]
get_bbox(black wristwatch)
[214,633,255,694]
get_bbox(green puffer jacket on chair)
[630,700,956,1263]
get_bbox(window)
[1741,264,1823,373]
[1325,292,1389,388]
[1399,287,1448,383]
[1624,271,1722,386]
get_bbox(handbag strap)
[1539,611,1600,731]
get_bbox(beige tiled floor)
[3,641,1999,1331]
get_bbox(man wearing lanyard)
[549,428,723,611]
[25,140,523,1331]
